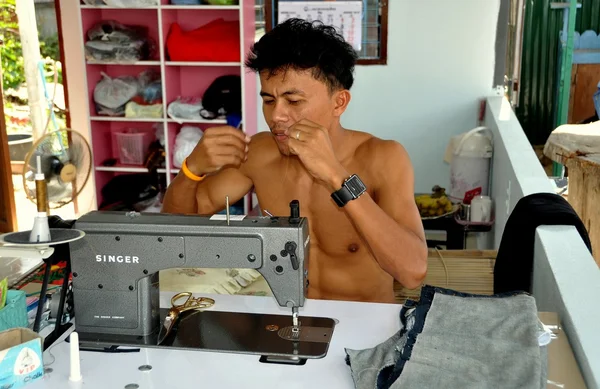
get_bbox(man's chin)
[276,143,291,156]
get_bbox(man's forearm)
[161,173,199,214]
[340,193,428,289]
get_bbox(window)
[255,0,388,65]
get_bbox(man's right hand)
[184,126,251,177]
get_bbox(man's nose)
[270,101,289,123]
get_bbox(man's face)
[259,69,338,155]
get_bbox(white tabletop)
[31,292,401,389]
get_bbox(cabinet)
[77,0,257,214]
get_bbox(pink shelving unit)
[78,0,257,213]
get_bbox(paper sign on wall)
[277,1,363,51]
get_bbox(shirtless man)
[162,18,428,303]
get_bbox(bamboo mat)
[394,249,497,303]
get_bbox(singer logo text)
[95,254,139,264]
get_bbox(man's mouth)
[273,133,288,142]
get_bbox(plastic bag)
[167,97,204,123]
[155,124,165,147]
[173,126,203,168]
[137,69,162,104]
[125,101,163,118]
[85,20,156,62]
[94,72,139,115]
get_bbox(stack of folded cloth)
[345,285,549,389]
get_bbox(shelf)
[86,61,161,66]
[95,165,167,173]
[79,0,256,210]
[164,66,240,105]
[80,5,160,9]
[160,5,240,10]
[166,118,226,124]
[165,61,241,67]
[90,116,163,123]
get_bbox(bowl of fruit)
[415,185,459,219]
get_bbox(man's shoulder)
[245,131,278,168]
[354,131,410,163]
[251,131,275,143]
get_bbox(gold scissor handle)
[171,292,215,315]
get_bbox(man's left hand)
[286,119,349,191]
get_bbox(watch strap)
[331,186,354,207]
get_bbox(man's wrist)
[184,158,204,177]
[181,158,206,182]
[326,167,350,193]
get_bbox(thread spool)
[35,156,48,213]
[29,155,51,243]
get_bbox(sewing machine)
[68,200,336,363]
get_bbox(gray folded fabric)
[345,286,548,389]
[345,330,403,389]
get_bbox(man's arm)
[161,126,253,215]
[327,141,428,289]
[162,168,253,215]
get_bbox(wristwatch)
[331,174,367,207]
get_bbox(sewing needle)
[226,195,230,225]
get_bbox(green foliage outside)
[1,0,63,92]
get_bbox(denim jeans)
[345,285,548,389]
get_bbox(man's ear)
[333,90,351,117]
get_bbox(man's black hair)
[245,18,358,92]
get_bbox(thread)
[35,156,48,213]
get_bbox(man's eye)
[288,100,300,105]
[263,99,274,105]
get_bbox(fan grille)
[22,129,92,209]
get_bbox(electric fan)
[22,128,92,210]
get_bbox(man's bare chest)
[251,164,375,256]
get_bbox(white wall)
[485,95,600,388]
[485,95,555,247]
[256,0,501,193]
[534,227,600,389]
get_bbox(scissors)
[157,292,215,345]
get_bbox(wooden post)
[15,0,47,141]
[544,121,600,266]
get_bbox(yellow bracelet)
[181,158,205,182]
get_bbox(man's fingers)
[213,145,247,160]
[205,126,251,143]
[290,120,322,133]
[215,154,243,168]
[287,138,304,155]
[211,134,249,150]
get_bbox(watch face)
[345,175,366,197]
